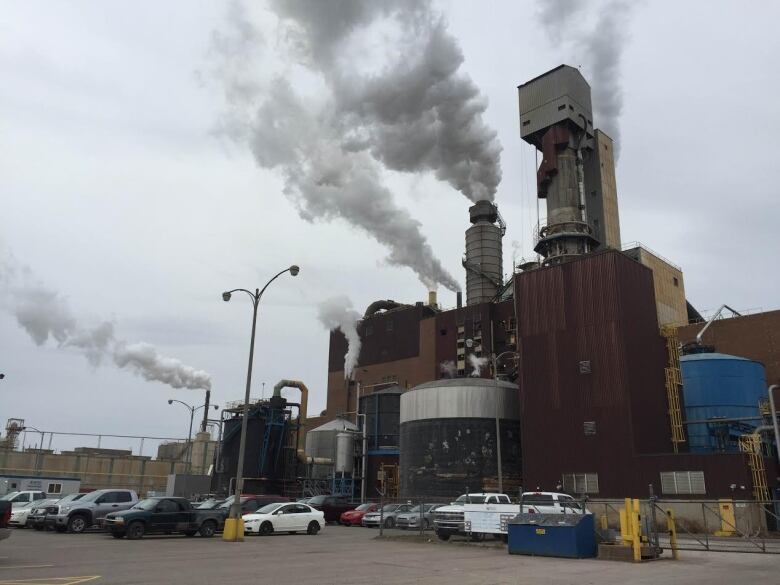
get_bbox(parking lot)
[0,527,777,585]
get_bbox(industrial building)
[304,65,780,503]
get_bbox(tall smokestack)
[518,65,599,266]
[462,200,504,305]
[428,291,437,309]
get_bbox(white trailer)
[0,475,81,497]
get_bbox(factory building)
[306,64,780,504]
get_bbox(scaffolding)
[661,326,686,452]
[739,434,769,501]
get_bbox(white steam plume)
[468,354,488,378]
[536,0,635,159]
[0,248,211,390]
[317,295,361,379]
[440,360,456,379]
[207,0,502,290]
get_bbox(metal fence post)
[419,499,424,536]
[702,503,709,550]
[379,491,385,537]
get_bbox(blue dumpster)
[507,513,596,558]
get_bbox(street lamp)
[221,264,300,542]
[167,399,219,472]
[491,351,519,494]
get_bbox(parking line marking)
[0,566,55,571]
[0,576,99,585]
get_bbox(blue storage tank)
[680,352,766,453]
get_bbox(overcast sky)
[2,1,778,455]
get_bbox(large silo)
[399,378,521,499]
[305,418,358,478]
[463,200,504,305]
[680,352,767,453]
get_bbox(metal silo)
[399,378,521,499]
[680,352,767,453]
[304,418,357,478]
[335,432,355,474]
[463,200,504,305]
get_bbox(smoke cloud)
[468,354,489,378]
[317,296,361,379]
[0,248,211,390]
[536,0,635,159]
[208,0,502,290]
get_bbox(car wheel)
[126,521,145,540]
[307,521,320,535]
[258,521,273,536]
[383,517,395,529]
[437,532,450,541]
[111,532,125,539]
[67,514,88,534]
[199,521,216,538]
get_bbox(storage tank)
[464,200,504,305]
[680,352,767,453]
[358,385,402,492]
[304,418,357,478]
[335,432,355,474]
[399,378,521,499]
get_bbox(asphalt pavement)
[0,525,777,585]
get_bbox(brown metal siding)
[516,251,673,496]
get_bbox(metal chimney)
[463,200,504,306]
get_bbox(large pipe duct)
[273,379,309,461]
[363,299,407,319]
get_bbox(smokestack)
[428,291,437,308]
[201,389,211,433]
[456,291,462,309]
[462,200,504,306]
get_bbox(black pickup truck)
[0,501,11,543]
[104,497,221,540]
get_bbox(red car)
[339,503,378,526]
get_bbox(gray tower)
[463,200,505,305]
[518,65,600,265]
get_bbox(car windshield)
[57,493,84,504]
[382,504,399,512]
[0,492,19,501]
[257,503,283,515]
[355,503,373,511]
[406,505,421,513]
[307,496,326,506]
[454,495,487,504]
[133,499,161,510]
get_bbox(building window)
[522,120,530,127]
[673,277,679,287]
[440,328,447,336]
[583,421,597,436]
[365,324,373,336]
[660,471,706,495]
[562,473,599,494]
[47,483,62,494]
[558,104,566,111]
[578,360,591,374]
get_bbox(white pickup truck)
[435,492,587,541]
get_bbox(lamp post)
[167,399,219,472]
[21,425,45,472]
[221,264,300,542]
[491,351,518,494]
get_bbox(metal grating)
[739,434,769,501]
[660,471,706,495]
[562,472,599,494]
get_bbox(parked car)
[307,495,358,523]
[0,491,48,508]
[48,489,138,533]
[361,503,414,528]
[104,497,222,539]
[243,502,324,536]
[339,503,377,526]
[0,501,11,543]
[395,504,444,530]
[519,492,587,514]
[214,494,289,524]
[10,499,59,528]
[29,493,85,531]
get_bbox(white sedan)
[10,499,59,527]
[243,502,324,536]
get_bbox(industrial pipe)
[363,300,406,319]
[273,379,309,459]
[768,385,780,464]
[695,304,742,346]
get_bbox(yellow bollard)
[600,514,609,531]
[222,517,245,542]
[631,499,642,562]
[666,509,678,560]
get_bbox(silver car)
[395,504,444,530]
[361,503,413,528]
